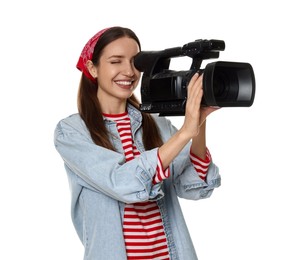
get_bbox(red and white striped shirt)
[190,148,212,180]
[103,112,211,260]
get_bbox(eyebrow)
[107,55,124,59]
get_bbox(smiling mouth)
[115,80,134,89]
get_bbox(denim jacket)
[54,104,221,260]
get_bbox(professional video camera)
[134,39,256,116]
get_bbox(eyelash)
[110,60,134,66]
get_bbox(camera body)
[134,39,256,116]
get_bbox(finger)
[187,74,203,101]
[186,84,203,119]
[195,75,204,105]
[187,73,200,99]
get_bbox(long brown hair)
[77,26,163,151]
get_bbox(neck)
[98,98,127,114]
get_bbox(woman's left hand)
[199,106,221,127]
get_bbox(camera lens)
[203,61,255,107]
[213,71,229,98]
[213,68,239,102]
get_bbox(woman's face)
[95,36,141,107]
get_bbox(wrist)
[179,125,199,140]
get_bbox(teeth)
[116,81,132,86]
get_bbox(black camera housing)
[134,39,256,116]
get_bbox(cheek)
[97,66,114,82]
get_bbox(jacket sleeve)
[54,118,164,204]
[154,116,221,200]
[172,143,221,200]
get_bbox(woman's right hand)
[158,73,220,168]
[180,73,204,139]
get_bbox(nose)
[123,61,135,77]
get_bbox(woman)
[54,26,221,260]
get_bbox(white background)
[1,0,287,259]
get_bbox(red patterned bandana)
[76,27,111,82]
